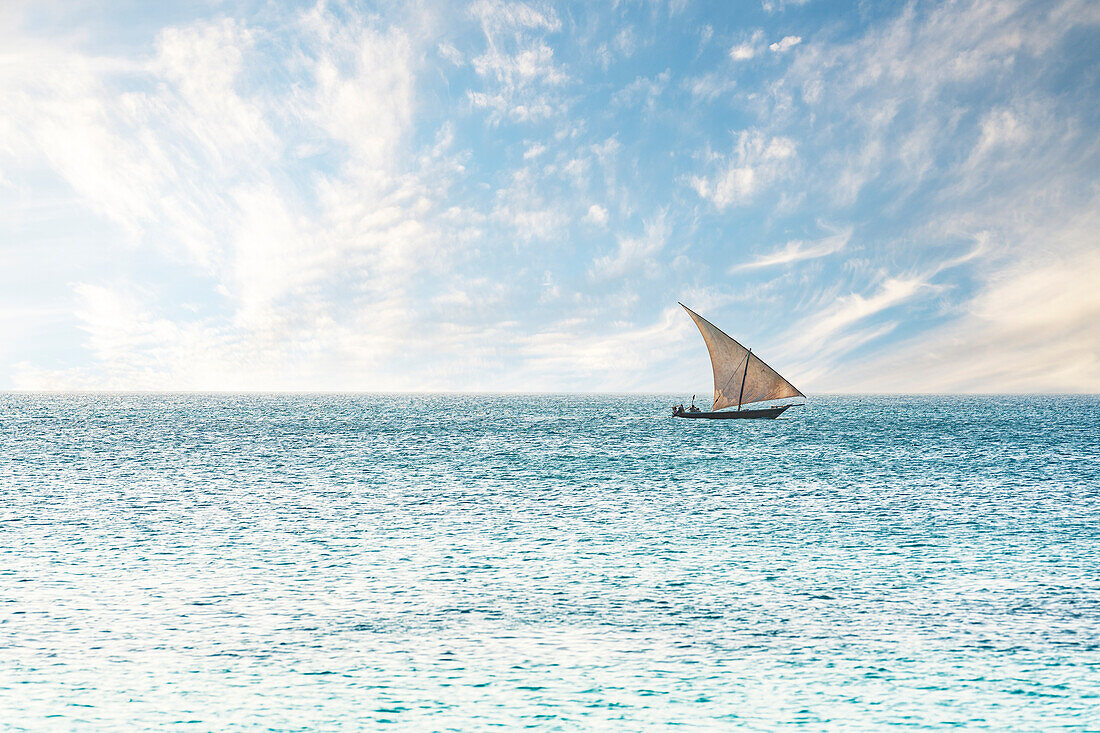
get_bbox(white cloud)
[472,43,566,87]
[515,305,690,390]
[837,264,1100,393]
[4,0,1098,393]
[689,130,796,208]
[562,156,590,183]
[762,0,811,12]
[684,72,737,101]
[491,166,568,241]
[769,35,802,53]
[591,136,621,161]
[612,70,670,111]
[805,277,926,345]
[469,0,561,34]
[304,22,414,169]
[437,42,463,65]
[780,2,1070,205]
[590,213,668,280]
[1,4,486,390]
[785,2,1094,160]
[972,107,1030,158]
[467,0,567,123]
[614,27,637,58]
[594,25,641,70]
[584,204,608,225]
[829,199,1100,392]
[0,17,281,271]
[730,30,765,60]
[37,284,253,390]
[730,44,756,60]
[153,19,273,162]
[539,270,561,302]
[731,228,851,270]
[784,276,930,380]
[757,0,1100,392]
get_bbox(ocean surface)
[1,394,1098,730]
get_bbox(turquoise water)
[1,394,1098,729]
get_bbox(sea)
[1,394,1098,730]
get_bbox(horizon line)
[1,390,1097,397]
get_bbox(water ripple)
[0,394,1098,729]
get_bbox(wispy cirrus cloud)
[762,0,811,13]
[515,304,691,390]
[831,198,1100,393]
[731,228,851,271]
[590,213,669,281]
[689,130,796,208]
[1,0,1097,394]
[734,0,1100,391]
[797,276,928,351]
[612,69,670,112]
[1,3,481,390]
[467,0,567,123]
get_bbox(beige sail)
[680,303,803,410]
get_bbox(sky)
[1,0,1097,393]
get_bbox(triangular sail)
[680,303,803,410]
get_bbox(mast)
[737,349,750,411]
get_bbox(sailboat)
[673,303,804,419]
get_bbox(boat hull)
[673,405,792,420]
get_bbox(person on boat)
[689,396,699,412]
[676,403,684,415]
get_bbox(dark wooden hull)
[673,405,792,420]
